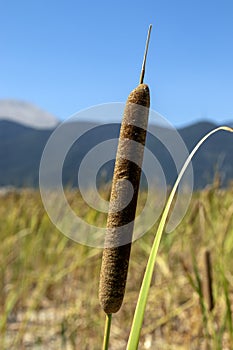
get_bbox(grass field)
[0,184,233,349]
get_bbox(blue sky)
[1,0,233,127]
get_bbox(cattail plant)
[202,249,214,312]
[98,24,233,350]
[99,25,152,348]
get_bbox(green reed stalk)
[102,314,112,350]
[126,126,233,349]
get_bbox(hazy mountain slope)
[0,120,53,187]
[0,119,232,189]
[0,99,58,129]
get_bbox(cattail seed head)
[99,84,150,314]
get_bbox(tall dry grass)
[0,185,233,349]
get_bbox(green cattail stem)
[102,314,112,350]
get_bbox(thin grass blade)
[126,126,233,350]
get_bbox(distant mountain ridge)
[0,118,233,189]
[0,99,58,129]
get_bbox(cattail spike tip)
[139,24,152,84]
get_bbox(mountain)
[0,120,53,187]
[0,99,58,129]
[178,121,233,188]
[0,118,232,189]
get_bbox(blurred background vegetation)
[0,183,233,349]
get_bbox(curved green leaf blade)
[126,126,233,350]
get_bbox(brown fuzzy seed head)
[99,84,150,314]
[128,84,150,108]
